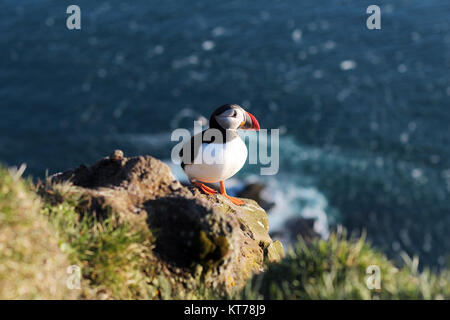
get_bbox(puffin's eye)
[218,109,236,118]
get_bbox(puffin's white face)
[214,107,246,130]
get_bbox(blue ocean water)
[0,0,449,268]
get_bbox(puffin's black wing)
[180,130,207,169]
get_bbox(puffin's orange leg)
[220,180,244,205]
[192,181,217,195]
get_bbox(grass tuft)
[38,180,157,299]
[0,166,76,299]
[242,230,450,300]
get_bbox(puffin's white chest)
[184,137,248,183]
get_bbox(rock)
[281,216,321,244]
[109,149,124,160]
[50,150,284,294]
[237,182,275,211]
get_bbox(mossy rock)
[45,151,284,297]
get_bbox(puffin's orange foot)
[192,182,217,195]
[222,194,245,206]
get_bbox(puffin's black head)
[209,104,260,131]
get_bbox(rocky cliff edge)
[50,150,284,295]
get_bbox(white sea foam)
[244,174,330,240]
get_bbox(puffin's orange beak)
[247,112,260,131]
[241,112,260,131]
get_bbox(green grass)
[242,231,450,300]
[38,180,158,299]
[0,166,76,299]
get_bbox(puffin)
[180,104,260,205]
